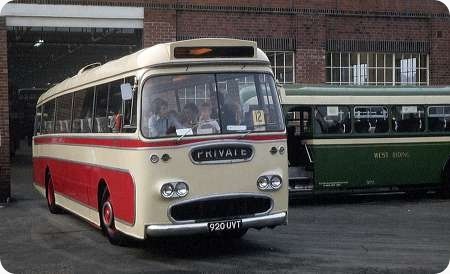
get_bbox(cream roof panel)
[38,38,268,105]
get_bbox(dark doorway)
[7,26,142,157]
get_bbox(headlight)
[160,182,189,199]
[175,182,189,197]
[160,183,174,198]
[257,175,283,191]
[257,176,270,190]
[270,175,282,189]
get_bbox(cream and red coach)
[33,38,288,244]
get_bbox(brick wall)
[0,18,10,203]
[296,15,327,84]
[143,9,176,47]
[176,11,295,38]
[430,18,450,85]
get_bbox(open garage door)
[5,4,144,157]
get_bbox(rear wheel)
[46,174,61,214]
[100,188,125,245]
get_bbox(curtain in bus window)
[94,83,109,133]
[72,88,94,133]
[55,93,73,133]
[314,106,351,134]
[391,106,425,133]
[42,100,55,134]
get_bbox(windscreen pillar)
[0,17,10,203]
[143,8,176,48]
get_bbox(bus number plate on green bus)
[208,219,242,232]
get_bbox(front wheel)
[100,189,126,245]
[46,174,61,214]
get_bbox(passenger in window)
[180,103,199,128]
[108,110,122,133]
[148,98,182,137]
[197,102,220,134]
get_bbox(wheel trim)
[102,201,114,227]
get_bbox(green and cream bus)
[33,38,288,245]
[281,85,450,196]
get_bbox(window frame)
[326,52,429,86]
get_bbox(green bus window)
[314,106,351,134]
[286,108,311,136]
[428,106,450,132]
[392,106,425,133]
[354,106,388,134]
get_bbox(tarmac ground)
[1,153,449,273]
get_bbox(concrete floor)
[1,154,449,273]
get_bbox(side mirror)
[120,83,133,100]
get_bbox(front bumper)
[146,212,287,237]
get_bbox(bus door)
[285,106,314,192]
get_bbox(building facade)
[0,0,449,202]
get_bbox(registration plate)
[208,219,242,232]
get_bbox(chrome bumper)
[146,212,287,237]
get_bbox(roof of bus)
[281,85,450,105]
[37,38,270,105]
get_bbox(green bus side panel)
[312,142,450,190]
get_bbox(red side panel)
[33,158,46,187]
[33,157,135,225]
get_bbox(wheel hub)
[102,201,113,227]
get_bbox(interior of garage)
[7,26,142,157]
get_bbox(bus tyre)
[46,175,61,214]
[100,189,125,245]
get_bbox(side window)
[428,106,450,132]
[93,83,109,133]
[72,88,94,133]
[392,106,425,133]
[34,106,42,136]
[42,100,55,134]
[314,106,351,134]
[286,107,312,137]
[122,76,138,133]
[108,80,124,133]
[354,106,389,134]
[55,93,73,133]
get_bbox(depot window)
[266,51,295,84]
[326,53,429,86]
